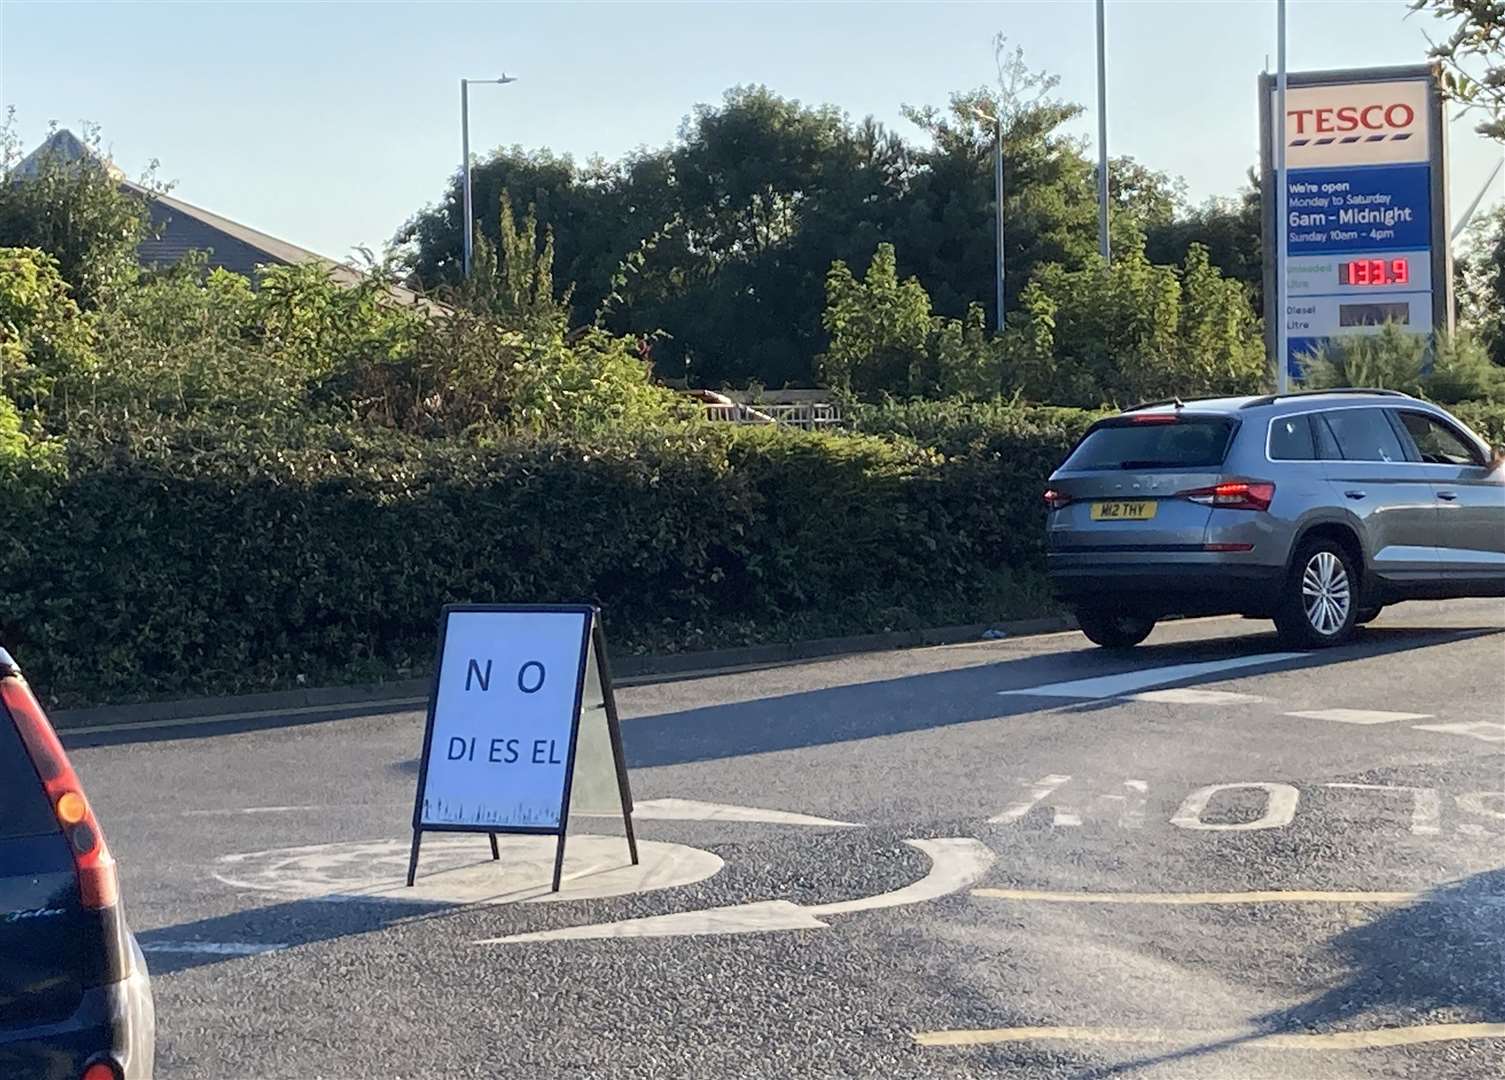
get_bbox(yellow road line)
[915,1022,1505,1050]
[971,887,1429,905]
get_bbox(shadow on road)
[619,625,1500,769]
[1072,866,1505,1078]
[136,894,458,976]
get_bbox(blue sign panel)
[1286,163,1431,255]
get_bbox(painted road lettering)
[991,775,1494,836]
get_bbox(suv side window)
[1269,414,1316,460]
[1395,410,1484,466]
[1318,408,1407,463]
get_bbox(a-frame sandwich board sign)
[405,604,637,891]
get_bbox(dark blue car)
[0,648,154,1080]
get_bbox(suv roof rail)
[1238,387,1413,409]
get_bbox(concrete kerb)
[50,613,1077,735]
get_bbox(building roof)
[13,129,428,308]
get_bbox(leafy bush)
[0,418,1084,706]
[1299,325,1505,405]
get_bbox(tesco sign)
[1277,79,1430,168]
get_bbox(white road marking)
[972,888,1427,905]
[805,839,995,917]
[1286,708,1431,725]
[1458,792,1505,822]
[1170,782,1300,832]
[1459,823,1491,837]
[476,837,995,944]
[1413,721,1505,743]
[1129,688,1263,705]
[184,805,323,817]
[583,798,857,828]
[1117,780,1148,829]
[914,1022,1505,1050]
[1324,782,1441,836]
[1053,810,1083,827]
[998,654,1303,700]
[214,835,721,906]
[988,774,1071,824]
[141,941,287,956]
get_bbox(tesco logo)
[1288,103,1416,146]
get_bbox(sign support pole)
[1275,0,1289,393]
[594,621,639,868]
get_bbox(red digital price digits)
[1342,258,1410,287]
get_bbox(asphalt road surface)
[67,599,1505,1079]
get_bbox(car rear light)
[1180,481,1276,512]
[1,675,119,909]
[1129,413,1179,424]
[81,1060,122,1080]
[1043,488,1072,510]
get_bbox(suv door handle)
[1344,490,1366,500]
[1437,491,1458,501]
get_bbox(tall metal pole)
[1095,0,1110,263]
[993,116,1005,331]
[461,78,473,278]
[1275,0,1289,392]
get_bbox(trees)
[1411,0,1505,140]
[0,119,153,310]
[1456,205,1505,368]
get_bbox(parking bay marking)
[997,654,1304,700]
[1413,720,1505,744]
[1286,708,1433,725]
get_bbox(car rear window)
[0,705,57,840]
[1269,414,1316,460]
[1063,416,1236,471]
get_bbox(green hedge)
[0,413,1088,706]
[1452,401,1505,447]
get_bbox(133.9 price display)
[1339,258,1410,287]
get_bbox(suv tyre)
[1076,608,1155,649]
[1276,539,1359,648]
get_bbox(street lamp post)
[461,75,517,278]
[973,107,1005,333]
[1095,0,1111,263]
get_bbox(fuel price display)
[1339,257,1410,287]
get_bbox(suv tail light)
[1180,480,1276,512]
[1,671,119,909]
[1043,488,1072,511]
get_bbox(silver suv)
[1044,389,1505,648]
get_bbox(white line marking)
[988,774,1071,824]
[583,798,858,828]
[1324,783,1440,835]
[1286,708,1431,725]
[1119,780,1148,829]
[1053,810,1083,827]
[914,1022,1505,1049]
[1130,688,1264,705]
[184,805,323,817]
[477,837,994,944]
[1413,721,1505,743]
[998,654,1303,700]
[1459,823,1490,837]
[141,941,287,956]
[969,888,1505,905]
[1171,782,1299,832]
[63,698,429,736]
[1457,792,1505,821]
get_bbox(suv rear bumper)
[1048,556,1286,617]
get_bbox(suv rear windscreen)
[1062,416,1236,471]
[0,709,57,840]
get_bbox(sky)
[1,0,1501,264]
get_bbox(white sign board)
[1276,78,1430,168]
[418,608,592,830]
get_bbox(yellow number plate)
[1090,500,1158,521]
